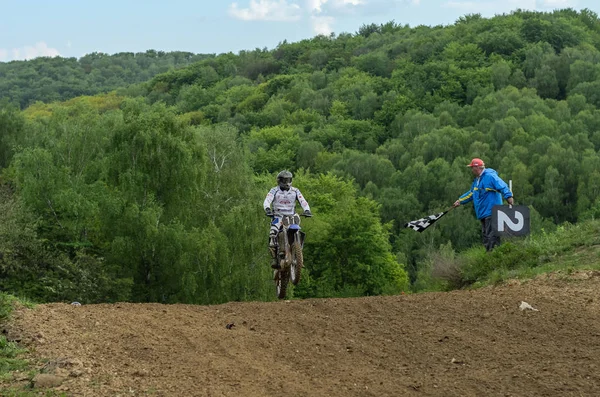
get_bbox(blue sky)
[0,0,598,62]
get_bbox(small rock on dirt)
[33,373,65,388]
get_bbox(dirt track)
[4,272,600,396]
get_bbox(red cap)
[467,158,485,167]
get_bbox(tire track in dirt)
[5,272,600,396]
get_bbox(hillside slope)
[4,272,600,396]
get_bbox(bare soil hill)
[4,272,600,397]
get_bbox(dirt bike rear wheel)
[275,268,289,299]
[290,242,303,285]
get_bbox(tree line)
[0,50,213,109]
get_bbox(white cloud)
[335,0,364,5]
[306,0,327,14]
[306,0,365,35]
[229,0,369,35]
[505,0,536,10]
[311,15,335,34]
[444,0,536,13]
[509,0,537,10]
[307,0,366,14]
[229,0,301,21]
[307,0,328,13]
[411,0,421,4]
[444,1,493,11]
[541,0,576,7]
[0,42,60,62]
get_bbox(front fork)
[274,230,305,280]
[289,231,305,264]
[277,229,297,265]
[277,229,306,268]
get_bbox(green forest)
[0,50,213,109]
[1,8,600,305]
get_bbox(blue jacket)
[458,168,513,220]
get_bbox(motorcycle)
[269,213,308,299]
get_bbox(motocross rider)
[263,170,312,269]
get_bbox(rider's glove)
[303,209,313,217]
[265,208,273,217]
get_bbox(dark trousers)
[481,217,500,252]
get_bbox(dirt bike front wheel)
[290,242,304,286]
[275,268,289,299]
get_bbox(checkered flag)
[404,208,452,233]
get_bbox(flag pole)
[509,179,513,209]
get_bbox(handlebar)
[265,212,312,218]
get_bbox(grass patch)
[0,293,63,396]
[0,390,66,397]
[417,220,600,291]
[0,336,28,377]
[0,294,32,379]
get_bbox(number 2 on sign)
[497,211,524,232]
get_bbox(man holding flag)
[453,158,514,252]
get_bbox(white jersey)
[263,186,310,216]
